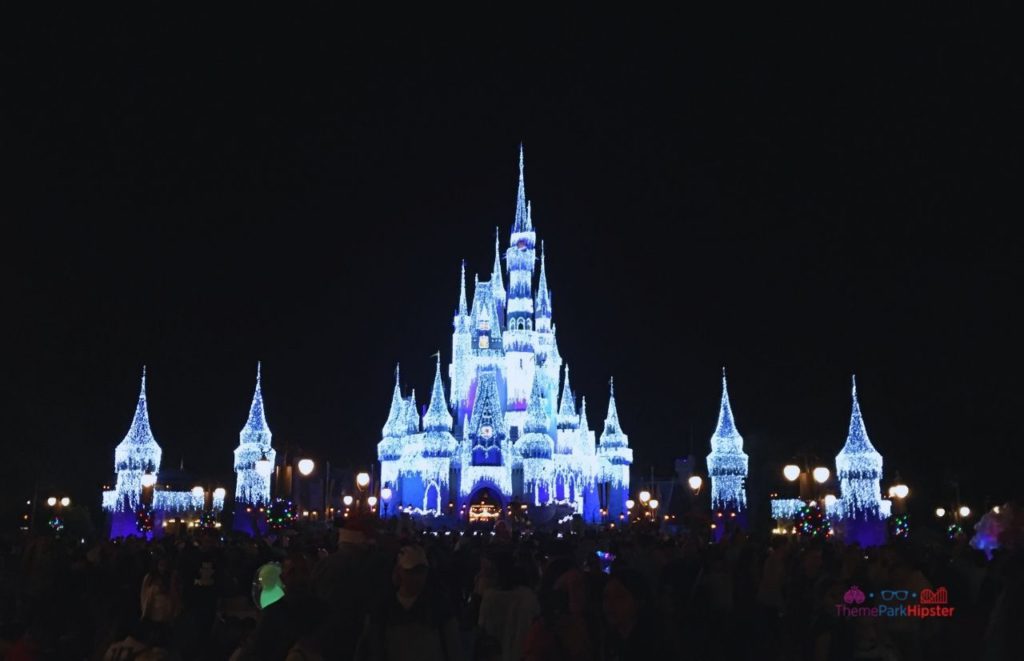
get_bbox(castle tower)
[834,376,890,546]
[515,367,555,505]
[416,357,457,514]
[597,378,633,516]
[111,366,163,537]
[378,365,405,502]
[450,262,472,410]
[233,363,276,532]
[706,368,749,512]
[503,146,537,426]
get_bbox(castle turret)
[233,363,276,513]
[113,366,162,514]
[416,356,457,514]
[835,376,885,518]
[516,367,555,504]
[557,364,579,434]
[405,389,420,435]
[597,378,633,516]
[706,368,749,512]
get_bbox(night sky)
[8,9,1021,516]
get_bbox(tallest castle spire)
[513,143,529,233]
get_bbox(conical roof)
[423,356,453,432]
[240,362,272,446]
[382,365,406,438]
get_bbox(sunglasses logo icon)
[881,590,910,601]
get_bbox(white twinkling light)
[112,367,162,513]
[834,376,889,520]
[706,368,749,511]
[233,363,276,507]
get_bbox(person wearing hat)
[357,544,462,661]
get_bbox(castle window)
[479,319,490,331]
[479,335,489,349]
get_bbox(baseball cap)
[397,545,429,570]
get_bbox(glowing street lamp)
[823,494,837,508]
[46,497,57,507]
[812,467,830,484]
[935,507,946,518]
[380,487,393,503]
[625,499,635,510]
[255,451,273,478]
[888,484,909,499]
[638,490,651,505]
[783,465,801,482]
[958,506,971,518]
[648,499,660,511]
[342,495,354,507]
[688,475,703,493]
[356,472,371,490]
[213,487,226,500]
[367,496,378,508]
[297,459,315,476]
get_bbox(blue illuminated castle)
[377,148,633,522]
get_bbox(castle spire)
[240,361,272,445]
[513,144,529,233]
[458,260,468,317]
[382,364,405,438]
[535,241,552,321]
[424,354,453,432]
[122,365,156,446]
[405,388,419,434]
[557,363,578,428]
[578,395,593,453]
[491,230,505,305]
[842,374,877,454]
[603,377,625,437]
[714,366,740,440]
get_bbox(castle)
[377,148,633,523]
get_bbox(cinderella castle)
[377,148,633,523]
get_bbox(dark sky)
[7,8,1021,515]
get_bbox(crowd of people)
[0,512,1021,660]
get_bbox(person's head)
[395,545,429,596]
[603,570,651,634]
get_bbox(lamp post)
[46,495,70,534]
[355,472,371,513]
[782,459,831,501]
